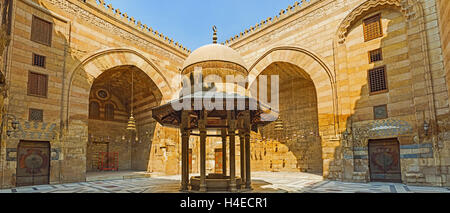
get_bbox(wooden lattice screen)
[363,14,383,41]
[33,53,46,68]
[28,72,48,97]
[369,48,383,63]
[29,108,44,122]
[105,103,115,121]
[368,66,388,94]
[89,102,100,119]
[31,16,53,46]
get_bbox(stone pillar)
[221,129,227,176]
[228,112,237,192]
[180,111,189,191]
[199,111,207,192]
[239,131,246,186]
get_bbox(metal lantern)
[127,114,137,132]
[11,120,19,130]
[274,119,284,131]
[127,70,137,132]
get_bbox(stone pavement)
[0,172,448,193]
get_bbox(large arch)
[247,46,338,178]
[65,48,173,127]
[248,46,338,137]
[60,48,173,180]
[86,65,162,172]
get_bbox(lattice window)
[31,16,53,46]
[374,105,388,120]
[27,71,48,97]
[363,14,383,41]
[368,66,388,94]
[29,108,43,122]
[89,101,100,119]
[369,48,383,63]
[33,53,46,68]
[104,103,115,121]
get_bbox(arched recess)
[65,48,173,128]
[335,0,438,132]
[336,0,422,44]
[248,46,338,138]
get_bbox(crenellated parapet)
[223,0,316,46]
[82,0,191,54]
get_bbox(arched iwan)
[65,48,173,129]
[248,46,338,137]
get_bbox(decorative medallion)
[374,105,388,120]
[96,89,110,101]
[19,149,49,174]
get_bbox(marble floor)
[0,172,449,193]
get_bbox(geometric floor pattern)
[1,172,449,193]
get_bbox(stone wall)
[0,0,185,188]
[1,0,450,188]
[437,0,450,98]
[436,0,450,187]
[229,0,450,186]
[254,65,323,174]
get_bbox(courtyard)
[0,172,448,193]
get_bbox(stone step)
[123,173,152,180]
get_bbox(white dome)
[182,44,247,70]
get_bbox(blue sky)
[110,0,297,50]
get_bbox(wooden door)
[215,148,223,174]
[369,139,402,183]
[16,141,50,187]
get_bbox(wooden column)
[221,128,227,176]
[239,130,246,186]
[228,111,237,192]
[245,130,252,189]
[245,111,252,189]
[180,111,190,191]
[199,110,207,192]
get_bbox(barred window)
[363,14,383,41]
[105,103,115,121]
[29,108,44,122]
[27,72,48,97]
[33,53,46,68]
[89,102,100,119]
[31,16,53,46]
[368,66,388,94]
[369,48,383,63]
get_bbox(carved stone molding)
[45,0,185,64]
[337,0,419,44]
[232,0,342,51]
[351,119,414,147]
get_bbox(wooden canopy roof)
[152,91,278,131]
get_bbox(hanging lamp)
[127,69,137,132]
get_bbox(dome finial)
[212,25,218,44]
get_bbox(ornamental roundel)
[96,89,110,101]
[19,149,49,174]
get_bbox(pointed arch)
[336,0,423,44]
[248,46,338,137]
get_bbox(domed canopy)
[182,44,248,71]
